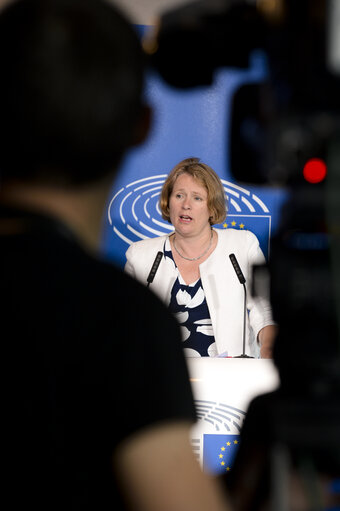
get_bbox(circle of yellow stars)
[222,221,245,229]
[219,439,239,472]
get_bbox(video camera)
[144,0,340,185]
[144,1,340,507]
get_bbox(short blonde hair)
[160,157,227,225]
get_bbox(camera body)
[147,0,340,185]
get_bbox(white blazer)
[125,228,274,357]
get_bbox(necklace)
[173,229,213,261]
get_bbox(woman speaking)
[125,158,276,358]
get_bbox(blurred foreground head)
[0,0,146,186]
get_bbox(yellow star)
[234,440,238,445]
[223,223,228,229]
[226,442,231,446]
[226,467,231,471]
[221,461,225,466]
[221,446,225,451]
[219,454,224,459]
[231,220,236,226]
[239,223,245,229]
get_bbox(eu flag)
[203,434,240,475]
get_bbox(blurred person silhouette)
[0,1,230,510]
[125,157,276,359]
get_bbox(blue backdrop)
[100,30,287,268]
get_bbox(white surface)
[188,358,279,412]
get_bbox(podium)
[186,358,280,474]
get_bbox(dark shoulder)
[54,239,172,329]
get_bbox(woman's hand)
[258,325,278,359]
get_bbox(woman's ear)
[131,103,152,147]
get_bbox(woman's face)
[169,173,211,238]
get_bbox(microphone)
[229,253,246,284]
[147,251,163,287]
[229,253,254,359]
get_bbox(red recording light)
[303,158,327,183]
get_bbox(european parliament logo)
[203,434,240,475]
[191,399,246,475]
[107,175,272,259]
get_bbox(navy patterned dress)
[164,238,217,357]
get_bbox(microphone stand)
[234,282,253,358]
[229,253,254,359]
